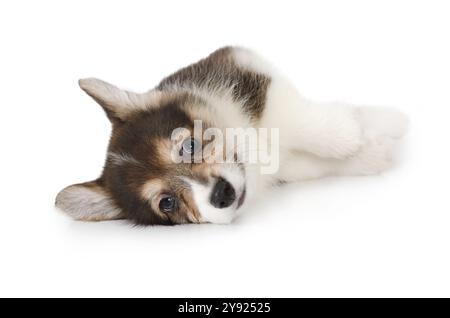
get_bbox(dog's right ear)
[78,78,159,124]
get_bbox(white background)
[0,0,449,297]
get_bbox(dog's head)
[56,79,248,225]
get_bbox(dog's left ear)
[55,180,123,221]
[78,78,159,124]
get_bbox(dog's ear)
[78,78,158,124]
[55,180,123,221]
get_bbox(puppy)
[56,46,408,225]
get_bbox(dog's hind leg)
[336,106,409,176]
[275,106,408,181]
[260,77,367,160]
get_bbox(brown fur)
[158,47,270,120]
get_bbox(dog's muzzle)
[210,178,236,209]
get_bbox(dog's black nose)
[210,178,236,209]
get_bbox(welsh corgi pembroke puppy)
[56,47,408,225]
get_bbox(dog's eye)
[182,137,199,155]
[159,195,177,213]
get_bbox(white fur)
[167,84,252,131]
[232,48,408,190]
